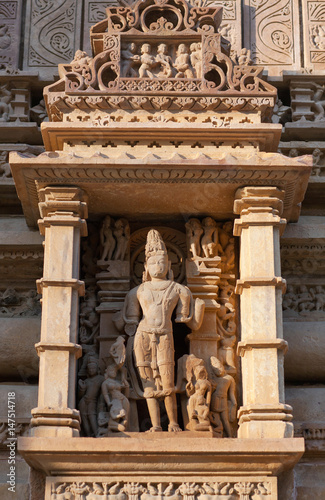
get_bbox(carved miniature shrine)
[11,0,312,499]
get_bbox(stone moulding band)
[237,339,288,357]
[36,278,85,296]
[38,217,88,236]
[35,342,82,358]
[235,277,286,294]
[30,417,80,429]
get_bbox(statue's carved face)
[146,254,169,279]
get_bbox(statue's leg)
[160,364,181,432]
[145,397,162,432]
[135,331,162,431]
[220,410,232,437]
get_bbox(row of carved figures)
[51,480,271,500]
[121,42,202,79]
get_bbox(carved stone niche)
[77,219,239,439]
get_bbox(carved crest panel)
[243,0,301,75]
[45,0,277,121]
[23,0,83,77]
[302,0,325,71]
[0,0,22,68]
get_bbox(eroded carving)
[79,356,104,437]
[100,215,130,262]
[0,288,41,317]
[100,337,129,433]
[208,356,237,437]
[283,284,325,320]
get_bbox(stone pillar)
[31,187,88,437]
[233,187,293,439]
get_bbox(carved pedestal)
[234,187,293,439]
[31,187,87,437]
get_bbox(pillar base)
[30,407,80,437]
[238,404,294,438]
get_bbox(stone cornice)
[10,150,311,227]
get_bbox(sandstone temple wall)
[0,1,324,499]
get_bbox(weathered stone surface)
[282,216,325,239]
[286,386,325,425]
[0,384,38,419]
[0,318,40,380]
[294,462,325,499]
[283,321,325,382]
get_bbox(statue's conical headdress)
[145,230,167,259]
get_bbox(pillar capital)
[38,187,88,236]
[233,186,286,236]
[234,186,285,215]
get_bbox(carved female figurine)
[190,42,202,78]
[100,336,129,432]
[113,218,130,261]
[185,218,203,258]
[186,363,212,431]
[201,217,223,258]
[174,44,194,78]
[121,230,205,432]
[78,357,104,437]
[121,42,140,77]
[100,215,116,261]
[101,365,129,432]
[209,356,236,437]
[156,43,173,78]
[139,43,155,78]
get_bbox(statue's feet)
[146,426,163,433]
[168,424,182,432]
